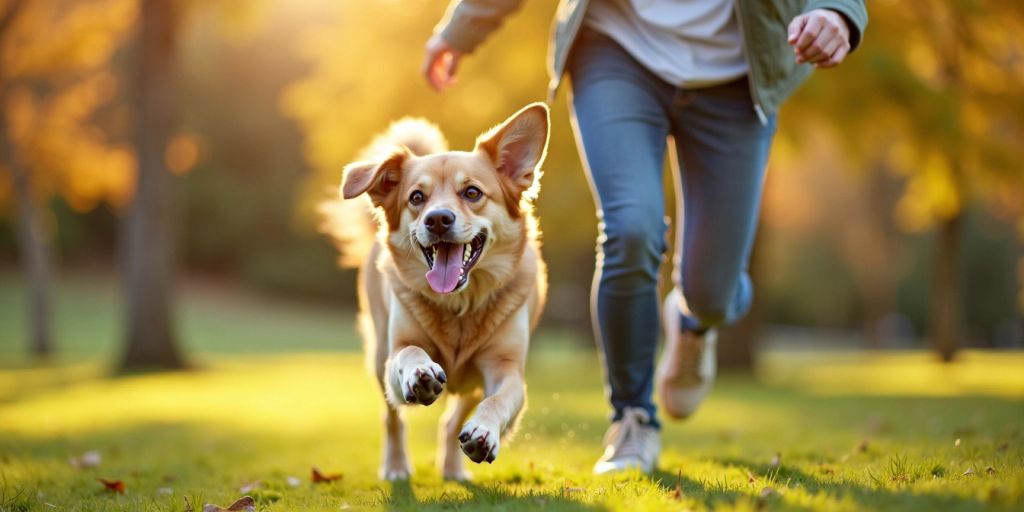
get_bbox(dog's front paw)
[401,363,446,406]
[458,419,499,464]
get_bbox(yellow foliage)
[894,153,960,232]
[1,0,138,212]
[1,0,137,79]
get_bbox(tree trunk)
[931,212,962,362]
[2,117,54,360]
[1,0,53,360]
[119,0,185,371]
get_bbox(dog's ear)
[475,103,549,196]
[341,148,409,204]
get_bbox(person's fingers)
[794,16,824,53]
[427,58,444,91]
[422,41,445,90]
[804,30,842,64]
[812,37,844,64]
[787,14,808,45]
[817,44,850,68]
[444,52,461,85]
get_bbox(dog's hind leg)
[437,392,481,481]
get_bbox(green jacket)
[438,0,867,119]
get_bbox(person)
[422,0,867,474]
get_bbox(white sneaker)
[656,292,717,419]
[593,407,660,474]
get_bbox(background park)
[0,0,1022,510]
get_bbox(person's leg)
[567,28,673,427]
[669,77,776,331]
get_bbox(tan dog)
[322,104,549,480]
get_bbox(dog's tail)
[319,118,448,268]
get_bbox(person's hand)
[422,34,464,91]
[787,9,851,69]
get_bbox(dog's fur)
[322,104,549,480]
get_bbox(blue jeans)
[567,28,776,427]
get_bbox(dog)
[322,103,549,480]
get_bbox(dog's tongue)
[426,243,464,294]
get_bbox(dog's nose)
[424,209,455,235]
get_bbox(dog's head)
[341,103,549,296]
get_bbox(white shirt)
[585,0,749,88]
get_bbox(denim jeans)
[567,27,776,426]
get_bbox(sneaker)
[656,292,717,419]
[593,407,660,474]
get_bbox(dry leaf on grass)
[671,470,684,500]
[747,471,758,483]
[97,478,125,493]
[202,496,256,512]
[70,450,102,469]
[986,466,996,475]
[311,467,342,483]
[962,467,975,476]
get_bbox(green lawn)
[1,273,1022,511]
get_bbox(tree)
[1,0,137,359]
[0,0,51,359]
[784,0,1024,360]
[119,0,186,370]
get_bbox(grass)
[1,272,1023,511]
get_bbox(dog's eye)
[409,190,425,206]
[462,186,483,202]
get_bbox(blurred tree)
[785,0,1024,361]
[0,0,49,359]
[119,0,186,370]
[1,0,137,359]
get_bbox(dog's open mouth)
[419,231,487,294]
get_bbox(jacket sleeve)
[436,0,526,54]
[805,0,867,50]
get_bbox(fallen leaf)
[238,481,261,494]
[311,467,342,483]
[70,450,102,469]
[962,467,975,476]
[986,466,996,475]
[671,470,684,500]
[285,476,301,488]
[97,478,125,493]
[184,496,195,512]
[769,452,781,469]
[747,471,758,483]
[202,496,255,512]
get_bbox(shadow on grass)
[380,479,603,511]
[647,469,755,510]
